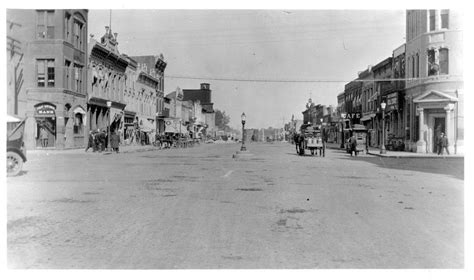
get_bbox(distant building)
[87,26,128,144]
[183,83,216,137]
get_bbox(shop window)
[441,10,449,29]
[37,10,55,39]
[37,59,55,87]
[73,113,83,134]
[439,48,449,74]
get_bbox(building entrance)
[433,117,445,153]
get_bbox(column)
[416,107,426,153]
[445,103,455,154]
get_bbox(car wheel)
[7,151,23,177]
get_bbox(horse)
[293,133,300,154]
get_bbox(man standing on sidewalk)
[438,133,450,155]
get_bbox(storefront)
[34,103,57,148]
[123,110,136,145]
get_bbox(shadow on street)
[349,153,464,181]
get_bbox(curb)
[367,152,464,159]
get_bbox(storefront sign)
[341,112,361,120]
[386,92,398,111]
[35,104,56,116]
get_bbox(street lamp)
[106,101,112,151]
[240,112,247,151]
[380,101,386,154]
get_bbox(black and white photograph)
[3,1,471,277]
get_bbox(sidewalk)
[325,142,464,158]
[27,144,167,155]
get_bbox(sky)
[88,9,406,130]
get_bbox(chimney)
[201,83,210,90]
[105,26,110,34]
[114,32,118,40]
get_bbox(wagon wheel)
[7,152,23,177]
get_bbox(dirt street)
[7,142,464,268]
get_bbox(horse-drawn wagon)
[295,124,325,156]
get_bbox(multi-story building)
[343,79,363,128]
[372,57,393,147]
[130,55,167,135]
[183,83,216,138]
[86,26,128,145]
[7,9,89,149]
[165,87,187,134]
[358,66,376,144]
[122,55,138,144]
[404,9,463,154]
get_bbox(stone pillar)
[445,103,455,154]
[416,107,426,153]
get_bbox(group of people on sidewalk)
[85,129,121,153]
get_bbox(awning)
[7,115,22,122]
[360,113,376,122]
[138,117,155,132]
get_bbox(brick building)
[7,9,89,149]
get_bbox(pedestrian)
[110,130,120,153]
[438,132,450,155]
[40,127,49,148]
[85,131,94,152]
[349,134,358,156]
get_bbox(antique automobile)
[344,124,368,154]
[298,124,325,156]
[7,115,27,177]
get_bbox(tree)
[215,109,230,131]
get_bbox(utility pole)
[7,20,23,115]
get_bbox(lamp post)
[106,101,112,151]
[240,112,247,151]
[380,101,386,154]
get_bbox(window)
[73,20,83,50]
[439,48,449,74]
[427,49,438,76]
[411,56,416,78]
[441,10,449,29]
[65,13,71,41]
[74,64,83,92]
[37,10,54,39]
[73,113,83,134]
[37,59,55,87]
[37,60,45,87]
[64,60,71,89]
[429,10,436,31]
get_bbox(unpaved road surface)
[7,143,463,268]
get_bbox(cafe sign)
[341,112,361,120]
[35,104,56,116]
